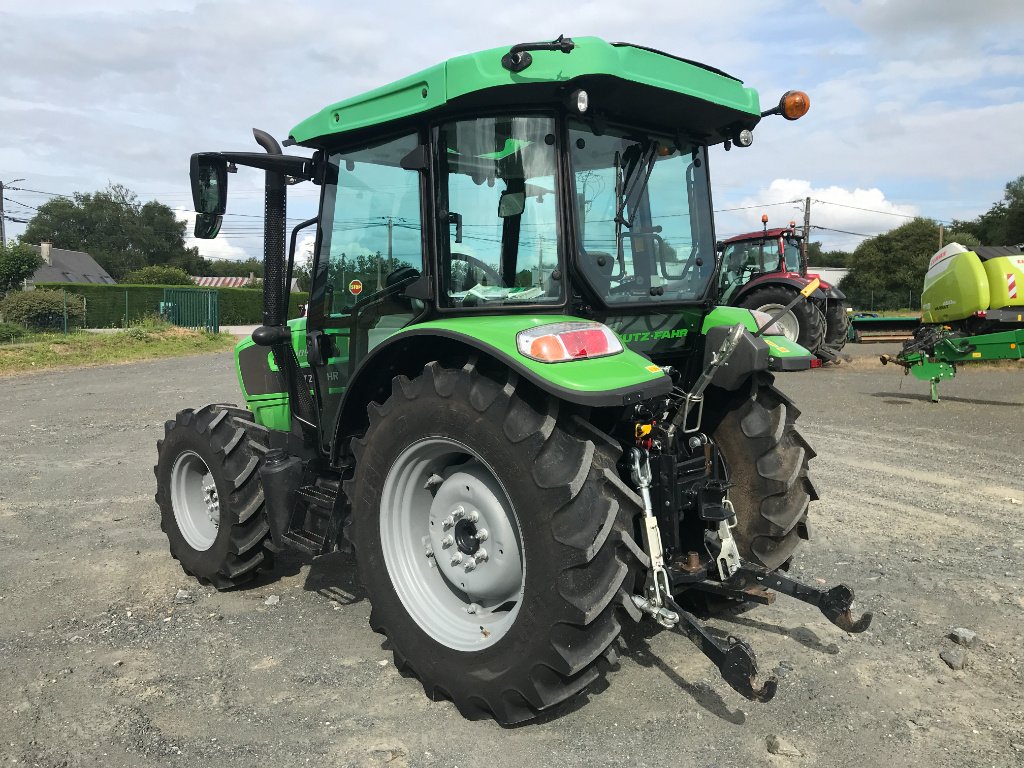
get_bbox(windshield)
[437,115,562,308]
[569,120,715,305]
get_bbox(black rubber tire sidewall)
[347,364,641,722]
[156,414,236,580]
[740,285,825,352]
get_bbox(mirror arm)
[200,151,317,180]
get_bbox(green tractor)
[155,36,869,723]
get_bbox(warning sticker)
[349,279,363,296]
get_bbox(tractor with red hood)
[717,216,849,360]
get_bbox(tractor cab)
[717,221,803,303]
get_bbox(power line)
[713,199,802,213]
[811,225,877,239]
[812,197,952,224]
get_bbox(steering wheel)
[450,252,504,289]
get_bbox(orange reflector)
[529,335,565,361]
[780,90,810,120]
[810,359,822,368]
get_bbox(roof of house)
[29,245,116,284]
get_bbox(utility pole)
[386,216,393,274]
[0,178,26,244]
[938,224,944,248]
[800,196,811,275]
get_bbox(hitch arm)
[663,596,778,702]
[733,563,873,633]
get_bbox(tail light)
[517,322,623,363]
[809,359,823,368]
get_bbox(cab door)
[306,132,427,453]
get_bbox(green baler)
[882,242,1024,401]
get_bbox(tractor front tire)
[347,360,645,724]
[155,404,273,589]
[740,285,825,353]
[709,373,816,570]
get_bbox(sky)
[2,0,1023,260]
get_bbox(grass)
[0,317,237,376]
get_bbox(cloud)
[822,0,1024,45]
[718,179,920,250]
[175,208,249,263]
[2,0,1021,259]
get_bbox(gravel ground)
[1,347,1023,767]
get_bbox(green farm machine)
[882,243,1024,401]
[155,36,870,722]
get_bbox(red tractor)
[717,217,849,360]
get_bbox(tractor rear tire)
[739,285,825,353]
[155,404,273,589]
[823,299,850,353]
[346,360,645,724]
[708,373,816,570]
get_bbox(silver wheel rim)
[170,450,220,551]
[755,303,800,342]
[380,437,524,651]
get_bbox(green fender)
[703,306,814,372]
[329,315,671,462]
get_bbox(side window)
[437,116,562,308]
[318,134,423,314]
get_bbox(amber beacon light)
[761,90,810,120]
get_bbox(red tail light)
[517,322,623,363]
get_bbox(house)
[191,274,301,292]
[28,242,116,284]
[806,267,849,287]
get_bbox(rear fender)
[331,315,672,464]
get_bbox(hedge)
[0,289,86,330]
[35,283,305,327]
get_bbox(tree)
[0,241,43,294]
[206,257,264,279]
[951,175,1024,246]
[19,184,205,280]
[123,265,194,285]
[839,218,945,310]
[804,241,852,268]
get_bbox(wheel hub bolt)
[441,515,455,531]
[440,535,454,549]
[475,548,488,564]
[474,528,489,542]
[466,603,480,614]
[450,553,463,567]
[463,560,477,573]
[467,510,480,523]
[452,505,465,521]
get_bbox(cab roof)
[289,37,762,148]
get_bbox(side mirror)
[498,190,526,219]
[715,240,724,253]
[194,213,223,239]
[190,153,228,215]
